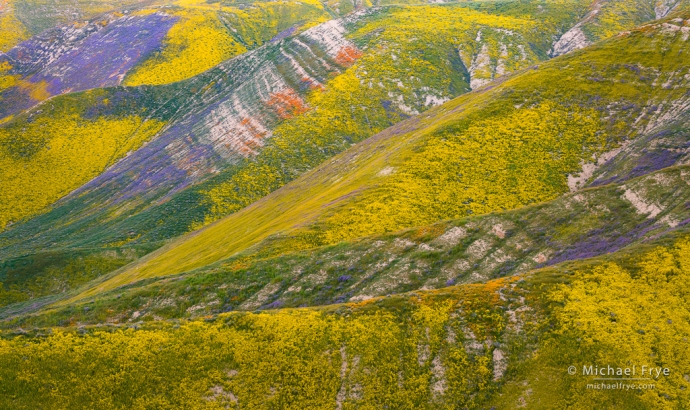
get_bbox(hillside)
[0,0,332,120]
[4,0,683,302]
[0,2,589,274]
[0,0,145,52]
[1,2,690,408]
[56,13,690,302]
[4,163,687,323]
[1,231,688,408]
[547,0,686,55]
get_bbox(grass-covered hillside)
[2,161,687,324]
[4,0,681,299]
[0,1,593,281]
[64,13,690,301]
[0,0,332,120]
[1,232,689,409]
[548,0,688,55]
[2,2,690,409]
[10,164,684,323]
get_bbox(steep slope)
[1,232,689,408]
[0,3,582,252]
[0,0,146,52]
[549,0,688,55]
[0,0,331,120]
[11,164,688,322]
[0,0,30,52]
[64,14,690,300]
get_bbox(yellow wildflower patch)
[0,115,164,230]
[123,10,246,86]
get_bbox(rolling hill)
[4,0,682,305]
[56,13,690,302]
[0,0,594,293]
[1,1,690,409]
[0,0,332,121]
[1,230,689,408]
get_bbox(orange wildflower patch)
[334,45,363,67]
[266,88,310,119]
[410,224,445,241]
[239,117,267,141]
[223,257,252,272]
[301,76,324,91]
[232,117,269,156]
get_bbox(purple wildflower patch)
[0,13,177,119]
[270,26,298,43]
[626,150,681,179]
[544,219,660,266]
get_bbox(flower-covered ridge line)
[62,13,690,300]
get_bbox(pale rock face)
[568,162,598,191]
[462,326,484,355]
[430,356,447,397]
[460,28,532,90]
[549,1,605,57]
[388,92,418,115]
[532,252,549,264]
[660,214,679,228]
[467,238,492,260]
[622,188,663,218]
[203,94,273,159]
[349,294,374,302]
[492,348,507,381]
[377,166,396,177]
[551,26,588,57]
[303,18,357,60]
[468,43,492,89]
[200,63,290,159]
[417,342,430,365]
[491,224,506,239]
[568,142,629,191]
[495,43,509,76]
[239,282,281,310]
[655,0,680,19]
[424,94,449,107]
[433,226,467,248]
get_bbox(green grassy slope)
[121,0,332,86]
[72,14,690,300]
[1,1,577,239]
[13,164,686,325]
[1,232,688,409]
[0,95,166,232]
[0,0,589,306]
[0,244,161,310]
